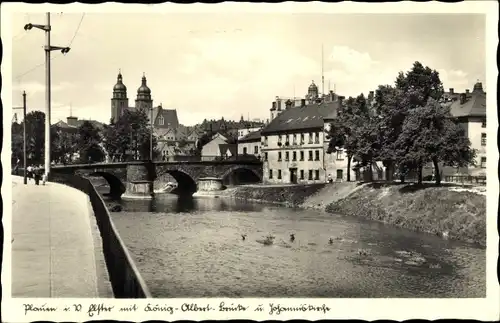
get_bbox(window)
[285,135,290,145]
[308,170,313,180]
[293,134,297,145]
[315,170,320,180]
[292,151,297,161]
[158,116,165,125]
[336,150,344,160]
[243,147,247,154]
[285,151,289,161]
[300,133,305,144]
[269,169,273,179]
[315,132,320,144]
[300,170,304,180]
[264,152,268,161]
[315,150,320,161]
[480,157,486,168]
[308,132,313,144]
[300,151,304,161]
[264,136,268,146]
[481,133,486,146]
[482,120,486,128]
[308,150,313,161]
[278,170,282,179]
[278,152,282,161]
[336,169,343,180]
[278,135,282,144]
[254,146,259,154]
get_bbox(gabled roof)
[239,130,261,142]
[448,92,486,118]
[261,101,339,135]
[218,143,238,156]
[153,106,179,127]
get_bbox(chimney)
[449,88,454,94]
[460,93,466,105]
[301,99,306,107]
[277,101,282,111]
[67,116,78,127]
[465,89,470,94]
[272,102,276,110]
[285,100,292,110]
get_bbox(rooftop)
[261,101,339,135]
[239,130,261,142]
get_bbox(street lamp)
[24,12,71,183]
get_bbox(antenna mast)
[321,44,325,97]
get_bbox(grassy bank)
[325,183,486,247]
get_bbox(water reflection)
[107,192,486,298]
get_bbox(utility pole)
[150,106,154,161]
[24,12,71,183]
[13,91,28,184]
[321,43,325,97]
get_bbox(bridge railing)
[48,173,152,298]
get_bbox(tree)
[24,111,46,165]
[11,122,24,165]
[375,61,445,182]
[77,121,105,163]
[51,126,78,164]
[103,109,158,161]
[395,99,476,185]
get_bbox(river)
[105,190,485,298]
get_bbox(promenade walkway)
[11,176,113,298]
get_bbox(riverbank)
[196,181,486,247]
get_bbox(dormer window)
[158,116,165,125]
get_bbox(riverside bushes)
[325,183,486,247]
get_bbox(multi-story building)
[443,80,487,176]
[261,99,341,184]
[111,71,154,122]
[237,130,261,158]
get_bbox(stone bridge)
[51,160,263,199]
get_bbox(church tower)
[135,73,153,113]
[111,70,129,123]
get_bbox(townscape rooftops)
[447,92,486,118]
[239,130,261,142]
[54,119,106,130]
[218,143,238,156]
[261,101,339,135]
[152,106,180,127]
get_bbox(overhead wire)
[13,13,85,81]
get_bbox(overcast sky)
[11,12,485,126]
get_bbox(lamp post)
[13,91,27,184]
[24,12,71,183]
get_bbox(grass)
[325,183,486,247]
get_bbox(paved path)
[11,176,113,298]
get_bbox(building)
[441,80,487,177]
[54,116,105,133]
[238,130,262,158]
[261,98,341,185]
[111,71,154,123]
[269,81,341,122]
[201,133,229,160]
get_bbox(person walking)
[33,165,41,185]
[26,165,33,182]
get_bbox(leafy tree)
[52,126,78,164]
[24,111,46,165]
[77,121,105,163]
[11,122,24,165]
[395,99,476,184]
[103,109,158,161]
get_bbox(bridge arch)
[89,171,126,198]
[221,166,262,186]
[155,169,198,195]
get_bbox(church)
[110,70,180,134]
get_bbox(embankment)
[199,181,486,247]
[325,183,486,247]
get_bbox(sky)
[10,12,486,126]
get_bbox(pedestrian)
[327,174,333,184]
[33,165,41,185]
[26,165,33,182]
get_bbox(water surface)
[106,191,485,298]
